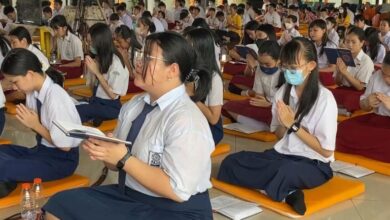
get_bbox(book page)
[211,195,243,211]
[55,120,105,136]
[223,123,261,134]
[339,166,375,178]
[219,202,262,220]
[330,160,355,172]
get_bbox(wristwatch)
[116,147,132,170]
[287,122,300,134]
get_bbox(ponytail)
[184,67,212,103]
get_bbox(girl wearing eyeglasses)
[76,23,129,126]
[218,37,337,216]
[43,32,215,220]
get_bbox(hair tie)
[185,68,200,83]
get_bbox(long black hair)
[365,27,381,61]
[9,26,32,45]
[0,36,10,57]
[309,19,329,56]
[50,15,74,34]
[280,37,319,125]
[242,20,259,45]
[183,28,221,77]
[140,32,211,102]
[138,16,156,33]
[115,25,142,67]
[89,22,125,74]
[1,48,64,86]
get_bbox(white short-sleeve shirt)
[252,66,281,101]
[57,32,84,61]
[28,44,50,71]
[264,12,281,28]
[114,85,214,201]
[95,55,129,99]
[328,29,340,47]
[316,41,337,69]
[277,28,301,46]
[26,77,82,148]
[270,84,338,162]
[366,44,386,64]
[205,72,223,107]
[382,31,390,49]
[361,70,390,117]
[339,50,374,87]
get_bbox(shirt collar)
[356,49,364,62]
[34,76,52,104]
[141,84,186,111]
[62,32,71,41]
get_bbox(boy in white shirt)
[379,19,390,51]
[278,15,301,46]
[263,3,281,29]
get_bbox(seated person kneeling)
[43,32,215,220]
[218,38,338,215]
[0,49,81,198]
[76,23,129,126]
[336,52,390,163]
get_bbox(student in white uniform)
[184,28,224,145]
[337,52,390,163]
[326,17,340,47]
[43,32,214,220]
[77,23,129,126]
[218,37,337,216]
[334,27,374,91]
[9,27,50,71]
[309,19,337,72]
[354,14,370,31]
[379,18,390,51]
[0,48,81,198]
[53,0,63,17]
[331,27,374,113]
[278,15,301,46]
[142,11,164,33]
[50,15,84,68]
[365,27,386,64]
[206,8,219,29]
[136,17,156,46]
[263,3,282,29]
[114,25,143,94]
[223,41,282,131]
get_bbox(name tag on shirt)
[148,151,162,167]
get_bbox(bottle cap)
[33,178,42,184]
[22,183,31,190]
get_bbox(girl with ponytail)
[218,38,338,216]
[43,32,214,220]
[184,28,224,144]
[0,48,81,198]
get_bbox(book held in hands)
[53,120,131,145]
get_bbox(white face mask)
[339,9,344,14]
[285,23,293,30]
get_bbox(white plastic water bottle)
[32,178,43,218]
[21,183,35,220]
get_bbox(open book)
[223,123,262,134]
[53,120,131,145]
[324,48,356,67]
[211,195,263,220]
[330,160,375,178]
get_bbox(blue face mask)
[284,69,306,85]
[260,66,279,75]
[89,45,97,55]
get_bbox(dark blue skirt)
[43,184,213,220]
[77,96,122,122]
[0,144,78,182]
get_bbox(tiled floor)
[1,114,390,219]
